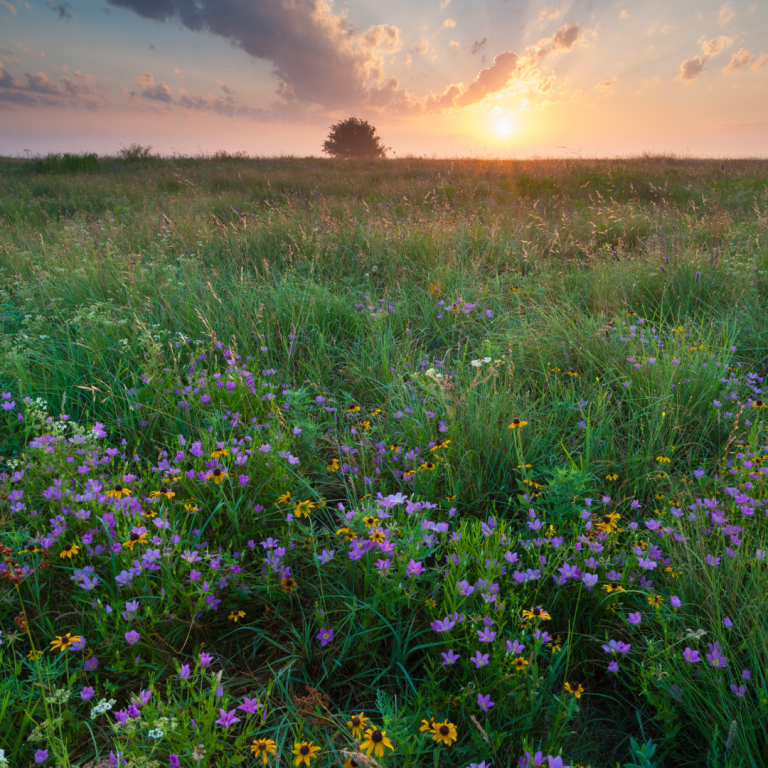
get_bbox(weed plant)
[0,155,767,768]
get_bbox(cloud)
[440,0,450,8]
[217,80,232,94]
[456,50,519,106]
[0,62,110,108]
[443,18,456,28]
[406,36,429,65]
[552,23,580,51]
[678,55,708,81]
[642,75,660,86]
[1,1,17,15]
[700,35,735,57]
[723,47,768,75]
[648,23,673,35]
[46,0,72,20]
[132,70,173,102]
[470,38,487,55]
[717,2,735,26]
[447,40,459,54]
[598,75,618,89]
[619,9,629,19]
[107,0,403,112]
[539,7,560,20]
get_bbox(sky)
[1,0,767,157]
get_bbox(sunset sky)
[1,0,766,157]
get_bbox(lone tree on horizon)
[322,117,387,159]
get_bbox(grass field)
[1,153,768,768]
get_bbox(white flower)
[148,728,164,740]
[90,698,116,719]
[483,357,492,363]
[470,360,482,368]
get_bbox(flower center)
[372,730,383,742]
[300,746,309,755]
[114,485,123,492]
[602,515,611,524]
[64,545,72,551]
[130,533,140,541]
[439,725,449,736]
[213,469,221,476]
[533,607,541,615]
[258,743,266,750]
[352,718,360,727]
[512,418,520,425]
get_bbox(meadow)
[0,152,767,768]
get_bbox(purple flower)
[477,628,497,643]
[441,649,459,666]
[80,686,95,701]
[124,631,140,646]
[627,612,642,626]
[471,651,490,669]
[85,657,99,672]
[608,660,619,673]
[215,708,241,728]
[683,647,701,663]
[35,749,49,763]
[179,664,191,679]
[723,616,733,628]
[671,595,681,608]
[169,756,180,768]
[316,628,334,647]
[199,652,213,668]
[114,709,131,727]
[406,559,426,577]
[706,641,728,668]
[238,696,262,714]
[730,683,746,698]
[742,668,752,680]
[477,692,495,712]
[601,640,631,655]
[506,639,526,654]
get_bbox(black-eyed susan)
[206,467,227,484]
[336,526,357,541]
[362,516,379,528]
[419,461,436,471]
[753,400,767,409]
[368,528,386,544]
[656,456,671,464]
[278,491,292,504]
[647,594,663,609]
[359,420,372,431]
[420,718,436,733]
[293,500,316,519]
[228,610,246,623]
[347,712,368,739]
[370,408,383,417]
[565,680,584,698]
[431,440,450,452]
[606,473,619,481]
[522,605,551,621]
[106,484,131,499]
[27,649,43,661]
[390,443,401,453]
[211,448,230,459]
[551,635,563,653]
[59,544,80,560]
[343,759,362,768]
[431,721,457,747]
[250,738,276,764]
[184,502,200,512]
[50,633,82,652]
[292,741,320,766]
[360,728,394,758]
[512,656,529,672]
[596,512,621,534]
[403,470,416,480]
[346,405,361,415]
[566,370,578,377]
[280,576,297,593]
[150,487,175,499]
[122,532,148,551]
[508,418,528,429]
[445,494,457,501]
[326,458,340,472]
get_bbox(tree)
[322,117,387,159]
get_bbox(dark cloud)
[552,23,580,51]
[107,0,401,111]
[132,71,173,102]
[470,37,487,55]
[679,55,707,81]
[0,62,110,109]
[46,0,73,20]
[457,51,519,106]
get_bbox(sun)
[495,118,513,136]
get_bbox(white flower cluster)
[147,728,164,740]
[45,688,72,705]
[470,357,493,368]
[0,749,9,768]
[91,698,117,719]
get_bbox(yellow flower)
[336,526,357,540]
[27,649,44,661]
[343,759,362,768]
[228,610,246,622]
[596,512,621,534]
[522,606,551,621]
[293,500,316,518]
[292,741,320,767]
[50,632,82,653]
[150,487,176,499]
[326,458,340,472]
[368,528,386,544]
[390,443,401,453]
[430,721,457,747]
[431,440,450,452]
[656,456,671,464]
[184,502,199,512]
[122,532,148,551]
[420,718,436,732]
[250,738,276,764]
[206,467,227,484]
[59,543,80,559]
[360,728,394,758]
[508,418,528,429]
[606,473,618,481]
[278,491,292,504]
[419,461,435,471]
[359,420,372,431]
[370,408,383,417]
[211,448,230,458]
[403,470,416,480]
[513,656,529,671]
[346,405,361,414]
[362,516,379,527]
[566,370,578,377]
[753,400,767,409]
[347,712,368,738]
[105,484,131,498]
[280,576,297,593]
[648,594,663,609]
[565,680,584,698]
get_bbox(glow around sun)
[495,118,513,137]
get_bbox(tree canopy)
[322,117,387,159]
